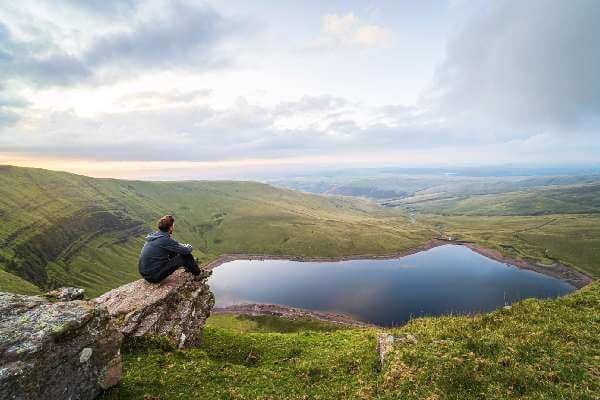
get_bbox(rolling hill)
[0,165,431,296]
[393,183,600,215]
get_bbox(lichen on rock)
[0,292,123,400]
[94,269,214,349]
[44,287,85,301]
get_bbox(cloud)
[61,0,140,17]
[85,1,232,71]
[0,1,239,88]
[116,89,211,109]
[0,22,91,86]
[0,93,516,162]
[1,1,599,167]
[305,12,393,51]
[429,0,600,131]
[0,88,30,127]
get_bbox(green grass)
[102,282,599,400]
[102,326,381,400]
[380,281,600,399]
[207,314,348,333]
[0,269,41,294]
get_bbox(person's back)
[139,215,201,283]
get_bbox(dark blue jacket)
[138,231,193,278]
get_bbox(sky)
[0,0,599,179]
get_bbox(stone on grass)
[376,332,418,367]
[94,269,214,349]
[0,292,123,400]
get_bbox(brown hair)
[157,215,175,232]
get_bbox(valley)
[1,165,599,298]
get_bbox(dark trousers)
[146,254,201,283]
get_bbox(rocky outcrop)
[0,292,123,400]
[94,269,214,349]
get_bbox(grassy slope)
[0,165,431,296]
[206,314,347,333]
[397,183,600,215]
[420,214,600,278]
[102,282,599,400]
[0,269,40,295]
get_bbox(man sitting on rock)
[139,215,203,283]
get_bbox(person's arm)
[160,236,193,255]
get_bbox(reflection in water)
[208,245,575,326]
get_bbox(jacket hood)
[145,231,169,241]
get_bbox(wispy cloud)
[304,12,393,51]
[429,0,600,131]
[0,0,240,88]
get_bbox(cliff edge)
[94,269,214,349]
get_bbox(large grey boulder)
[94,269,214,349]
[0,292,123,400]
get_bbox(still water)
[208,244,574,326]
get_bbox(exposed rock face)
[94,269,214,349]
[0,292,123,400]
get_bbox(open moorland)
[2,165,599,399]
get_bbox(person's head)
[157,215,175,235]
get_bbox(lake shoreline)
[463,243,593,289]
[212,303,377,329]
[204,239,593,289]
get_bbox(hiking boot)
[193,269,212,281]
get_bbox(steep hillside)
[0,165,431,296]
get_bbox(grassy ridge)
[0,165,431,296]
[102,282,599,399]
[395,183,600,215]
